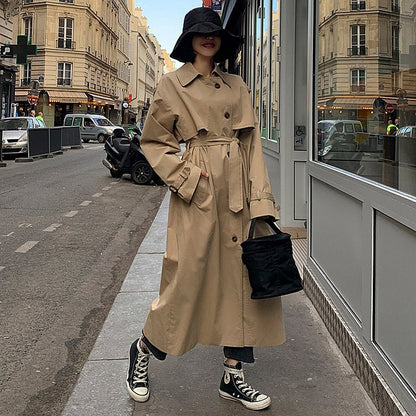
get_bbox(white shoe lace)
[133,353,149,386]
[235,377,259,400]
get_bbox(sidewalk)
[62,193,380,416]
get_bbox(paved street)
[0,144,167,416]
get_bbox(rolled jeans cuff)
[141,333,167,361]
[223,346,255,363]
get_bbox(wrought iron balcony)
[57,78,72,86]
[56,38,75,49]
[348,46,368,56]
[350,84,365,93]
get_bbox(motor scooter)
[102,126,162,185]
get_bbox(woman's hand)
[201,171,209,178]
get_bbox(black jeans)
[142,334,255,363]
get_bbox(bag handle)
[248,218,282,240]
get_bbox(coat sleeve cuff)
[250,199,280,220]
[174,165,201,204]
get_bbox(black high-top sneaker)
[219,361,271,411]
[126,338,150,402]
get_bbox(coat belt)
[186,137,243,213]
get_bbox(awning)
[47,91,88,103]
[14,91,29,102]
[86,93,115,105]
[318,97,378,109]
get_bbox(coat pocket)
[191,176,210,208]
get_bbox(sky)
[135,1,203,55]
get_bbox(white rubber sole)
[126,379,150,402]
[219,389,271,411]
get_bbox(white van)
[63,114,121,143]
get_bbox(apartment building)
[129,6,164,126]
[318,0,416,132]
[0,0,20,118]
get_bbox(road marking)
[1,232,14,237]
[43,223,62,232]
[102,186,112,191]
[80,200,92,206]
[110,181,119,184]
[64,211,78,218]
[0,266,5,272]
[92,193,102,197]
[15,241,39,253]
[18,223,32,228]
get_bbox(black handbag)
[241,218,303,299]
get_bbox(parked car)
[317,119,365,173]
[63,114,121,143]
[1,116,46,156]
[396,125,416,138]
[318,119,364,146]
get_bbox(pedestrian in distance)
[30,109,36,117]
[36,111,44,123]
[126,7,285,411]
[387,119,397,135]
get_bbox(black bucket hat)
[170,7,241,63]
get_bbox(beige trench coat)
[141,62,285,356]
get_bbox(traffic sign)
[27,89,39,105]
[386,103,394,113]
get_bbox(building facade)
[129,7,164,127]
[222,0,416,415]
[0,0,20,118]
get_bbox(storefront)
[0,63,17,118]
[223,0,416,415]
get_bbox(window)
[351,0,365,10]
[392,26,399,59]
[23,17,32,44]
[57,62,72,86]
[59,0,74,2]
[351,68,365,93]
[350,25,366,55]
[317,1,416,198]
[58,17,74,49]
[21,62,31,87]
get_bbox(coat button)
[215,83,221,89]
[232,235,238,242]
[224,112,230,119]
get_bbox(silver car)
[1,117,46,156]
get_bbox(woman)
[126,7,285,411]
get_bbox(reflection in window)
[316,1,416,198]
[21,62,31,87]
[57,62,72,86]
[350,25,366,56]
[351,69,365,93]
[271,1,280,142]
[245,0,280,147]
[351,0,366,10]
[24,17,32,44]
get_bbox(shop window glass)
[316,1,416,198]
[271,0,280,142]
[246,0,280,147]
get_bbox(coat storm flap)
[140,63,285,356]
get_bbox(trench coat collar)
[176,62,231,88]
